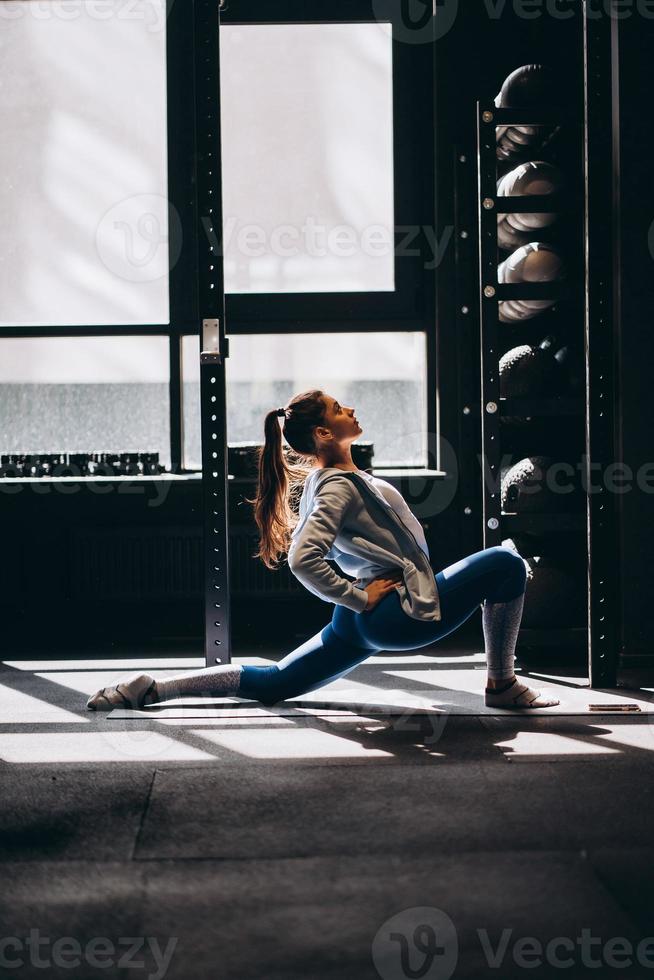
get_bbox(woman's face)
[320,394,362,443]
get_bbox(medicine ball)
[498,242,565,323]
[493,64,560,162]
[502,534,539,562]
[521,555,586,628]
[503,533,586,568]
[499,335,568,399]
[501,455,561,513]
[497,160,564,251]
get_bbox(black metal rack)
[475,18,620,690]
[476,102,590,668]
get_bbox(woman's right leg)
[356,545,527,651]
[356,546,559,708]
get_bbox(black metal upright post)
[193,0,231,666]
[583,1,620,687]
[477,107,503,550]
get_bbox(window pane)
[182,332,426,469]
[0,0,169,326]
[220,23,395,294]
[0,337,170,468]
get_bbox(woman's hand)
[362,571,404,612]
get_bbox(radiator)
[68,525,302,600]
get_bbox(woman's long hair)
[245,389,328,570]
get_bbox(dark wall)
[0,472,458,655]
[615,10,654,659]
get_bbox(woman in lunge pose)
[87,389,559,711]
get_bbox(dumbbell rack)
[475,101,604,681]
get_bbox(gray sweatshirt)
[287,467,442,622]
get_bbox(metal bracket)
[200,319,229,362]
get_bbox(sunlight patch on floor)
[0,731,216,764]
[494,730,623,762]
[192,727,395,760]
[0,684,88,724]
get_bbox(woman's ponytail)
[246,389,327,570]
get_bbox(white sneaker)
[485,678,560,709]
[87,672,157,711]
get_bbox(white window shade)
[0,0,169,327]
[0,336,170,465]
[220,22,395,294]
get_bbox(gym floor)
[1,642,654,980]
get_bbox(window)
[219,22,394,295]
[0,0,169,326]
[0,2,435,475]
[182,332,427,469]
[0,336,171,468]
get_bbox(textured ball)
[521,555,585,628]
[499,342,564,398]
[501,455,559,513]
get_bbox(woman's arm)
[288,479,370,613]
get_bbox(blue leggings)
[238,545,527,706]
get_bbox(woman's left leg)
[238,620,381,705]
[87,616,382,710]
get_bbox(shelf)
[501,512,586,532]
[485,107,577,126]
[500,396,584,417]
[491,282,570,301]
[495,193,576,214]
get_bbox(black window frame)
[0,0,437,474]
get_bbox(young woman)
[87,389,559,711]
